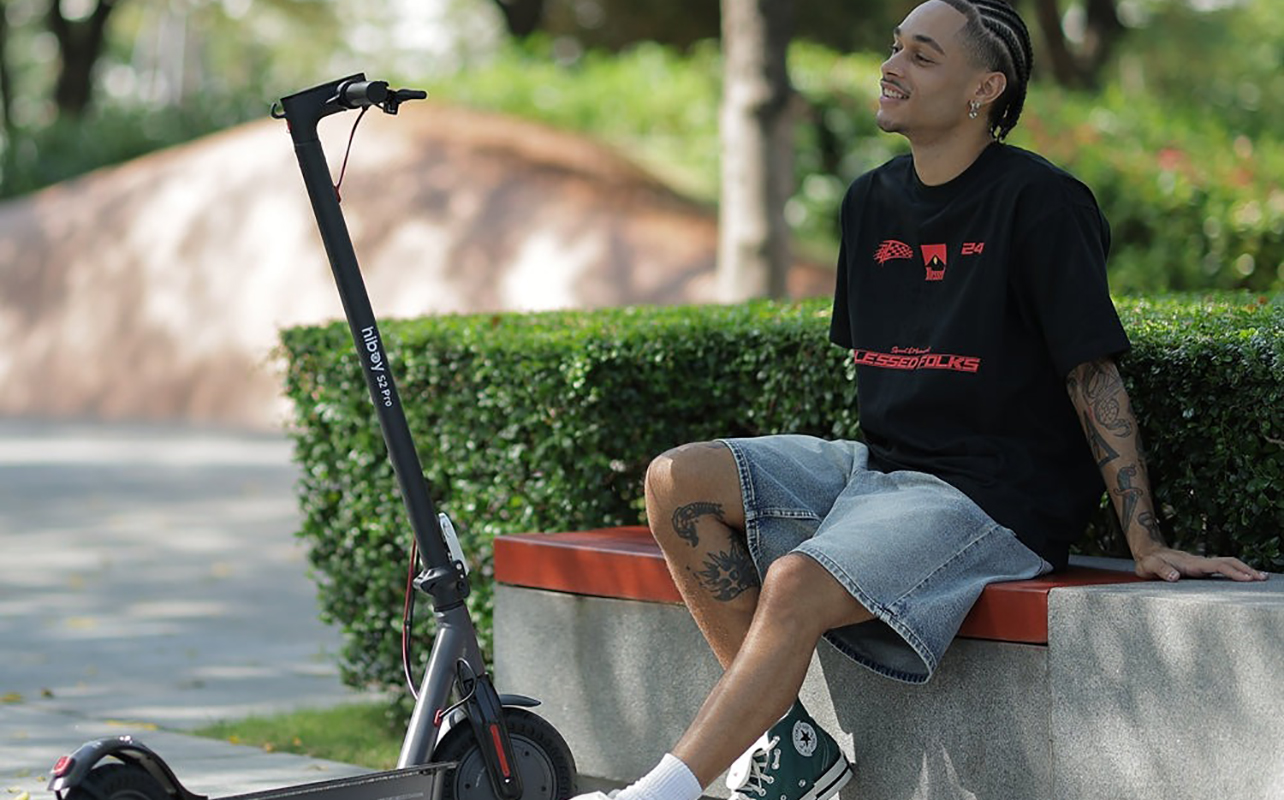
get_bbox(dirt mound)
[0,103,831,429]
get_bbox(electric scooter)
[48,74,576,800]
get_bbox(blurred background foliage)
[1,0,1283,292]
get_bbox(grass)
[191,702,404,769]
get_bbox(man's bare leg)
[670,553,872,787]
[645,442,758,667]
[646,442,871,787]
[642,441,873,796]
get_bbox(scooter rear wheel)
[434,708,576,800]
[62,763,169,800]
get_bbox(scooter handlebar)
[338,79,390,108]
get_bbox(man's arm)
[1065,358,1267,582]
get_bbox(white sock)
[617,753,703,800]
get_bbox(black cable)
[402,539,420,698]
[333,105,370,202]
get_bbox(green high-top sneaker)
[726,705,852,800]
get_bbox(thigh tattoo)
[690,535,760,602]
[671,501,725,547]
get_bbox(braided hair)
[940,0,1034,141]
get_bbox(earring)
[968,100,981,119]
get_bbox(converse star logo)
[792,720,818,757]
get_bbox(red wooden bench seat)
[493,526,1146,645]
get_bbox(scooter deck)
[205,763,451,800]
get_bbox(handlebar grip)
[339,80,389,108]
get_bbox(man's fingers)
[1137,554,1180,582]
[1137,553,1269,582]
[1169,554,1267,582]
[1209,557,1269,582]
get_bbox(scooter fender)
[49,736,207,800]
[434,694,540,749]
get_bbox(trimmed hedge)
[280,295,1283,699]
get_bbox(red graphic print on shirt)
[874,240,914,265]
[921,244,948,281]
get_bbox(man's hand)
[1132,545,1269,583]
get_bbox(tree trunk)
[716,0,794,302]
[0,5,14,191]
[0,5,13,134]
[1082,0,1124,76]
[47,0,120,117]
[490,0,545,38]
[1030,0,1085,87]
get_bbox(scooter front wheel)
[60,763,169,800]
[434,708,576,800]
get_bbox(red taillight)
[488,724,511,778]
[52,756,74,777]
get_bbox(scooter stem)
[276,75,464,608]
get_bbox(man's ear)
[975,71,1007,107]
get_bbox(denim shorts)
[720,434,1052,684]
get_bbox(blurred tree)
[0,3,14,180]
[1028,0,1124,87]
[48,0,121,116]
[527,0,1129,89]
[535,0,905,53]
[717,0,793,301]
[489,0,545,37]
[0,0,353,197]
[1,3,13,138]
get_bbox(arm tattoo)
[1068,361,1131,467]
[1113,464,1144,532]
[1137,510,1165,546]
[1081,410,1121,468]
[690,537,760,601]
[1071,360,1167,551]
[1077,361,1133,438]
[672,501,725,548]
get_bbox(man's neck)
[909,130,996,186]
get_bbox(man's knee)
[759,554,872,634]
[646,441,736,505]
[645,441,744,539]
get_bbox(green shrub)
[1009,86,1284,294]
[428,40,1284,293]
[11,38,1284,293]
[0,100,262,200]
[280,294,1283,702]
[424,38,724,202]
[281,301,854,706]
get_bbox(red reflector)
[53,756,74,777]
[488,724,511,778]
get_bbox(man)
[573,2,1268,800]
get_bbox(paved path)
[0,421,377,799]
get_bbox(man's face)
[876,1,985,141]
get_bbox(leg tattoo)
[672,501,725,548]
[690,536,760,601]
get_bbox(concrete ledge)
[496,571,1284,799]
[494,588,718,791]
[493,586,1053,798]
[1049,580,1284,800]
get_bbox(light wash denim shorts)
[720,434,1052,684]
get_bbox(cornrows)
[942,0,1035,141]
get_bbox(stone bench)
[492,526,1284,800]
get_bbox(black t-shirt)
[829,142,1130,569]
